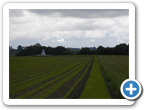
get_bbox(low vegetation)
[80,56,110,99]
[9,56,93,99]
[97,55,129,98]
[9,55,129,99]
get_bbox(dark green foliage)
[114,44,129,55]
[96,46,105,55]
[34,43,41,46]
[17,45,23,51]
[16,46,73,56]
[62,49,74,55]
[78,43,129,55]
[16,43,129,56]
[78,47,91,55]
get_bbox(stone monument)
[41,49,46,55]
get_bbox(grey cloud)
[9,9,26,17]
[9,9,129,49]
[27,9,129,18]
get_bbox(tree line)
[16,43,129,56]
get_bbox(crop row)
[20,58,91,99]
[10,56,76,75]
[10,57,84,84]
[10,57,86,93]
[9,56,93,99]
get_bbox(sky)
[9,9,129,49]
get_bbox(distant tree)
[90,50,97,55]
[17,45,23,51]
[34,43,41,46]
[9,46,12,51]
[104,47,115,55]
[52,46,66,55]
[62,49,74,55]
[73,50,79,55]
[45,46,53,54]
[78,47,91,55]
[16,43,129,56]
[114,43,128,55]
[97,46,105,55]
[127,44,129,55]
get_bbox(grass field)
[97,55,129,99]
[80,56,110,99]
[9,55,128,99]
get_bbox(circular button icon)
[120,79,142,100]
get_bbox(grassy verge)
[97,55,129,99]
[79,56,110,99]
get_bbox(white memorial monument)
[41,49,46,55]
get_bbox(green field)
[10,56,94,99]
[97,55,129,98]
[9,55,129,99]
[80,56,110,99]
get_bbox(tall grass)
[97,55,129,99]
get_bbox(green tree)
[17,45,23,51]
[34,43,41,46]
[114,44,127,55]
[78,47,91,55]
[97,46,104,55]
[62,49,74,55]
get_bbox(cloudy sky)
[9,9,129,49]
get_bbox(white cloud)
[57,38,65,42]
[92,18,115,28]
[84,29,107,39]
[117,37,123,42]
[9,10,129,48]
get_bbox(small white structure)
[41,49,46,55]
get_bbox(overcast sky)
[9,9,129,49]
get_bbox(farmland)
[97,55,129,98]
[9,55,129,99]
[9,56,94,99]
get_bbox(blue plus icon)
[126,83,137,95]
[123,81,139,97]
[121,79,142,100]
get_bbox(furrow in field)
[10,58,70,75]
[64,57,94,99]
[10,57,82,84]
[42,58,92,99]
[10,57,66,73]
[9,57,88,98]
[10,57,85,91]
[19,58,90,99]
[10,57,80,77]
[10,57,74,77]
